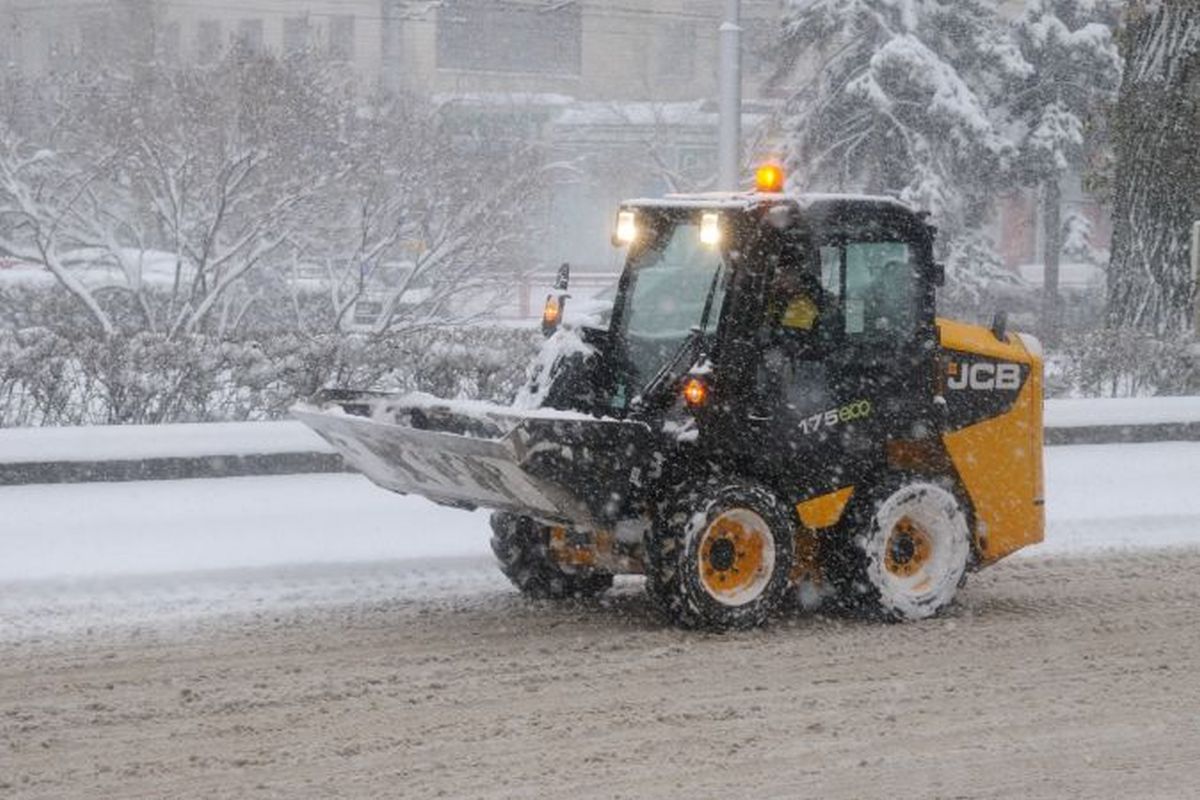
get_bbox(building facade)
[1,1,781,102]
[1,1,782,275]
[4,1,1113,292]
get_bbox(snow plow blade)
[291,390,650,527]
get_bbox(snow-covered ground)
[1,440,1196,641]
[1,442,1196,584]
[1045,442,1200,552]
[0,475,497,641]
[3,443,1198,791]
[1,473,485,582]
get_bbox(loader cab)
[739,198,942,494]
[607,190,942,500]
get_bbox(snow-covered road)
[3,443,1200,799]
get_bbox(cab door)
[732,229,845,497]
[715,211,937,501]
[816,225,939,458]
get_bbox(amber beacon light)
[755,163,785,193]
[682,377,709,407]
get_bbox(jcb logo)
[947,361,1021,391]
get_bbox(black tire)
[644,480,795,630]
[489,512,613,600]
[827,475,970,621]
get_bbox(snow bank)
[0,420,334,464]
[1040,442,1200,554]
[1,442,1197,586]
[0,474,488,582]
[1044,396,1200,428]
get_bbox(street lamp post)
[718,0,742,191]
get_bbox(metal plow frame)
[292,395,648,528]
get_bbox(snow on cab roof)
[622,191,916,213]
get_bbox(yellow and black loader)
[295,166,1044,630]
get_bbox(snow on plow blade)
[291,390,650,526]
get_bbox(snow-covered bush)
[0,327,540,427]
[1049,329,1198,398]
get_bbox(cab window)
[764,237,828,340]
[820,240,919,341]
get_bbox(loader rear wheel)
[645,481,794,630]
[832,477,970,621]
[489,513,613,600]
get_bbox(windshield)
[616,218,728,391]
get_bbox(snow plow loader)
[293,165,1044,630]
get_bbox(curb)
[0,452,351,487]
[1044,422,1200,446]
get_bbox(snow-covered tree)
[289,91,549,335]
[1009,0,1121,343]
[1060,209,1107,266]
[941,230,1026,319]
[770,0,1031,307]
[0,51,549,338]
[1108,1,1200,335]
[0,135,123,336]
[0,54,341,337]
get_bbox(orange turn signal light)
[682,377,709,407]
[755,163,785,193]
[542,295,561,326]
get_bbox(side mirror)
[930,262,946,288]
[991,310,1008,342]
[542,263,570,337]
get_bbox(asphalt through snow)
[2,548,1200,799]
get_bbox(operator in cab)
[765,250,829,346]
[756,247,834,423]
[772,269,823,334]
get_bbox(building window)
[159,21,181,63]
[677,147,716,185]
[329,15,355,61]
[381,0,404,75]
[79,12,110,62]
[236,19,264,56]
[742,18,777,79]
[656,22,696,81]
[436,0,581,76]
[283,17,310,55]
[196,19,221,63]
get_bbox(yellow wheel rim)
[696,509,775,606]
[884,517,934,580]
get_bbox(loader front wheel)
[832,477,971,621]
[645,481,795,630]
[489,513,613,600]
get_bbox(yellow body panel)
[938,319,1045,563]
[795,486,856,530]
